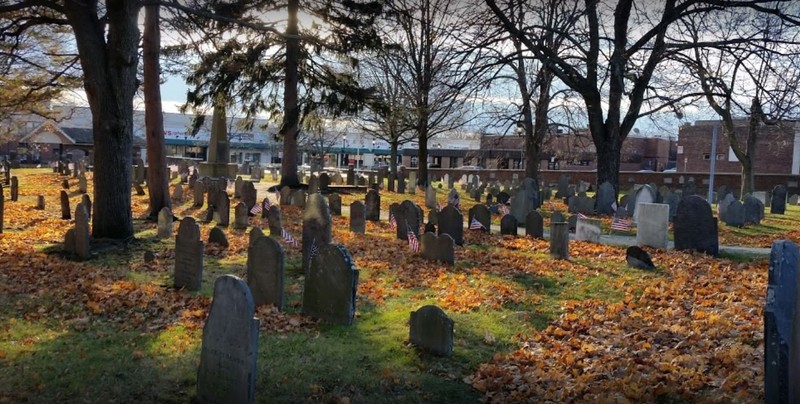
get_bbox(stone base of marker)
[409,305,454,357]
[198,162,238,179]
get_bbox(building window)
[410,156,418,168]
[703,153,711,160]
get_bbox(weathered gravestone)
[60,190,71,220]
[764,240,800,404]
[76,174,87,195]
[567,214,578,232]
[674,195,718,256]
[346,165,355,185]
[396,200,422,240]
[626,246,655,270]
[409,305,454,357]
[248,227,265,247]
[468,204,491,234]
[157,207,173,239]
[73,202,91,261]
[555,175,570,198]
[427,209,439,226]
[241,181,257,212]
[279,186,292,205]
[303,244,358,325]
[635,203,669,249]
[772,185,787,214]
[319,173,330,191]
[290,189,306,208]
[302,193,332,275]
[172,184,184,201]
[35,195,45,210]
[438,205,463,246]
[632,185,656,224]
[525,210,544,239]
[570,193,595,216]
[420,232,455,265]
[174,217,204,291]
[234,202,249,230]
[208,226,230,248]
[193,181,205,207]
[550,221,569,260]
[596,181,617,215]
[425,185,437,209]
[80,194,92,222]
[247,235,285,308]
[397,176,406,194]
[723,200,745,227]
[790,194,800,205]
[327,193,342,216]
[196,275,259,404]
[214,192,230,227]
[682,179,697,197]
[365,189,380,221]
[510,177,539,224]
[234,176,244,198]
[575,217,602,243]
[349,201,366,234]
[8,176,18,201]
[717,193,736,223]
[744,194,765,225]
[665,192,681,222]
[267,205,282,237]
[500,214,518,236]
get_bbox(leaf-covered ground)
[0,169,776,402]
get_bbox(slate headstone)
[193,181,205,207]
[73,202,91,261]
[290,189,307,208]
[550,221,569,259]
[438,205,463,246]
[267,205,282,237]
[349,201,366,234]
[208,226,229,248]
[174,217,204,291]
[60,190,71,220]
[172,184,184,201]
[241,181,257,212]
[234,176,244,198]
[302,193,332,275]
[279,186,292,205]
[723,200,746,227]
[303,244,358,325]
[500,214,518,236]
[596,181,616,215]
[234,202,249,230]
[248,227,265,248]
[468,204,491,233]
[632,184,656,224]
[80,194,91,222]
[744,194,765,225]
[525,210,544,239]
[327,193,342,216]
[674,195,719,256]
[319,173,330,191]
[717,193,736,223]
[772,185,787,214]
[409,305,454,357]
[157,207,173,238]
[510,177,539,223]
[396,200,422,240]
[215,192,230,227]
[247,235,285,308]
[365,189,380,221]
[420,233,455,265]
[35,195,45,210]
[425,185,437,209]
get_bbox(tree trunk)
[280,0,301,188]
[595,134,622,195]
[143,4,170,219]
[528,68,552,182]
[417,125,428,188]
[389,140,399,179]
[64,0,139,239]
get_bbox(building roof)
[61,127,94,144]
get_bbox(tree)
[1,1,141,239]
[672,6,800,196]
[143,4,170,219]
[380,0,487,188]
[165,0,383,188]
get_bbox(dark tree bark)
[63,0,139,239]
[143,4,170,219]
[280,0,301,188]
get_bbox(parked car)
[460,165,483,170]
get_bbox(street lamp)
[342,135,347,168]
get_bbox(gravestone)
[717,193,736,223]
[308,174,319,194]
[572,193,595,216]
[234,176,244,198]
[632,185,656,224]
[302,193,332,275]
[6,176,17,202]
[196,275,259,404]
[764,240,800,404]
[674,195,718,256]
[438,205,463,246]
[73,202,91,261]
[500,214,518,236]
[425,185,437,209]
[551,211,565,223]
[744,194,765,225]
[555,175,570,198]
[35,195,45,210]
[408,172,417,192]
[567,214,578,232]
[387,173,396,192]
[511,178,539,224]
[60,190,71,220]
[626,246,655,270]
[208,226,229,248]
[409,305,454,357]
[188,171,198,189]
[396,200,422,240]
[234,202,249,230]
[62,178,69,190]
[80,194,92,222]
[365,189,380,221]
[172,184,184,201]
[241,181,257,212]
[193,181,205,207]
[772,185,787,214]
[789,194,800,205]
[346,165,355,185]
[328,193,342,216]
[723,200,746,227]
[215,192,230,227]
[447,189,460,209]
[77,174,87,195]
[303,244,358,325]
[753,191,768,206]
[133,158,146,184]
[349,201,366,234]
[248,227,264,248]
[174,217,204,291]
[468,204,491,234]
[290,189,307,208]
[420,233,455,265]
[319,173,330,191]
[666,192,681,222]
[550,222,569,259]
[596,181,616,215]
[397,176,406,194]
[682,179,697,197]
[247,235,285,308]
[267,205,283,237]
[635,203,669,249]
[157,207,173,239]
[575,217,602,243]
[279,186,292,205]
[717,185,732,202]
[525,210,544,239]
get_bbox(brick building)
[677,120,800,174]
[620,135,677,171]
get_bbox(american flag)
[577,212,588,219]
[263,197,273,210]
[407,228,420,252]
[610,216,632,231]
[389,211,397,229]
[470,216,485,230]
[281,228,299,246]
[249,203,263,215]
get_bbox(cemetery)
[0,166,798,402]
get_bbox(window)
[410,156,418,167]
[703,153,711,160]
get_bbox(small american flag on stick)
[610,216,632,232]
[577,212,588,219]
[389,211,397,229]
[469,216,485,230]
[281,228,299,246]
[407,227,420,253]
[250,203,263,215]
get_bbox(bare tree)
[297,112,345,171]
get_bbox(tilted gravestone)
[500,214,518,236]
[349,201,366,234]
[674,195,718,256]
[248,227,265,248]
[302,193,332,275]
[420,232,455,265]
[764,240,800,403]
[723,200,746,227]
[575,217,602,243]
[327,193,342,216]
[744,194,765,225]
[157,207,173,239]
[438,205,463,246]
[247,235,285,308]
[365,189,380,221]
[303,244,359,325]
[60,190,71,220]
[468,204,491,234]
[396,200,422,240]
[525,210,544,239]
[208,226,229,248]
[635,203,669,249]
[196,275,259,404]
[241,181,257,212]
[193,181,205,207]
[234,202,249,230]
[549,221,569,260]
[267,205,283,237]
[73,202,91,261]
[596,181,616,215]
[174,217,204,291]
[409,305,454,357]
[772,185,787,214]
